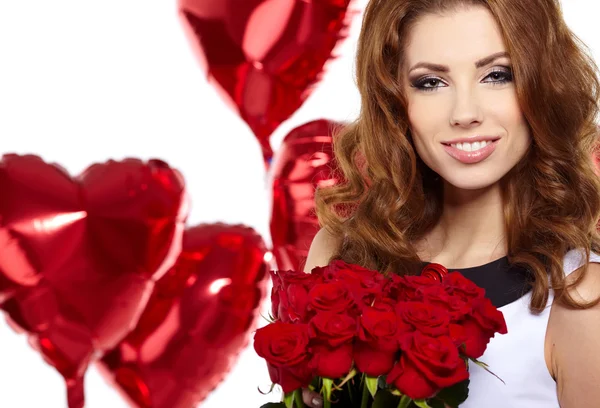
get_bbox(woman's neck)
[416,181,507,268]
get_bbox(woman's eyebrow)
[408,51,510,73]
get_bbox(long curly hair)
[314,0,600,313]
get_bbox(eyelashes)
[410,67,514,93]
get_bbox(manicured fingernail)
[312,397,323,407]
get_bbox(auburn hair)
[314,0,600,313]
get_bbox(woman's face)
[403,6,531,190]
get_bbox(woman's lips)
[441,140,499,164]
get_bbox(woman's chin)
[441,175,502,192]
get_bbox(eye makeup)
[409,66,513,92]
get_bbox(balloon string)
[262,140,274,172]
[263,154,273,172]
[66,377,85,408]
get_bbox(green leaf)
[336,368,358,390]
[260,312,275,323]
[413,399,432,408]
[470,358,505,385]
[365,375,379,398]
[373,389,401,408]
[258,382,276,395]
[259,403,287,408]
[283,392,294,408]
[435,379,470,407]
[322,378,334,402]
[471,357,489,368]
[427,398,446,408]
[397,394,412,408]
[377,375,388,390]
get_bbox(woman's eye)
[411,68,513,93]
[483,70,513,85]
[412,77,445,92]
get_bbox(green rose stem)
[360,383,370,408]
[293,389,305,407]
[323,392,332,408]
[398,395,412,408]
[322,378,333,408]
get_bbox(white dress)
[460,248,600,407]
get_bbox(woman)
[300,0,600,407]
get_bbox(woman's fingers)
[301,388,323,407]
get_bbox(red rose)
[276,269,319,288]
[387,275,440,302]
[321,260,376,279]
[311,343,354,379]
[267,362,314,394]
[444,272,485,301]
[459,297,507,358]
[354,303,399,376]
[473,297,507,334]
[387,354,438,399]
[460,319,489,359]
[449,323,468,348]
[321,261,386,307]
[254,322,313,392]
[254,322,310,366]
[396,301,451,338]
[358,302,397,343]
[388,332,469,399]
[419,284,472,321]
[309,265,329,279]
[308,282,356,314]
[309,311,357,347]
[272,269,319,323]
[274,283,309,323]
[308,312,356,378]
[270,270,283,319]
[286,283,312,323]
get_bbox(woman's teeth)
[450,141,491,151]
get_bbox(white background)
[0,0,598,407]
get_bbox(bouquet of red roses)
[254,260,507,408]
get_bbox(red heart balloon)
[97,223,270,408]
[177,0,356,164]
[0,154,188,408]
[269,119,344,271]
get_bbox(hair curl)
[315,0,600,313]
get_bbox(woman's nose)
[450,88,483,128]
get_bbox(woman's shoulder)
[303,227,342,272]
[546,252,600,405]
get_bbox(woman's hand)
[302,388,323,407]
